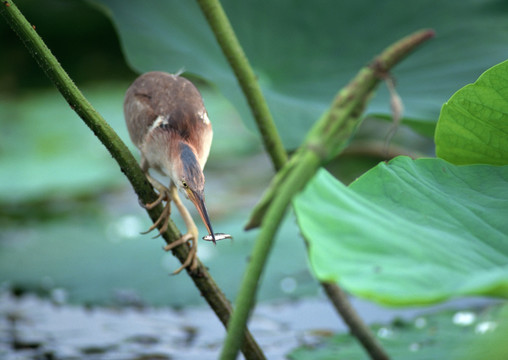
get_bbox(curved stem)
[219,29,434,359]
[220,151,321,360]
[195,0,288,171]
[0,2,265,359]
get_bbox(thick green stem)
[0,2,265,359]
[220,29,434,359]
[246,29,435,229]
[195,0,288,171]
[220,151,321,359]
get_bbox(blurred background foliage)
[0,0,307,306]
[0,0,506,308]
[91,0,508,147]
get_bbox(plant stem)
[195,0,288,171]
[220,29,434,359]
[322,283,389,360]
[220,151,321,360]
[0,2,265,359]
[247,30,435,229]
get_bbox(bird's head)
[174,142,216,244]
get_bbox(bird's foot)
[140,187,167,210]
[140,186,172,238]
[163,226,199,275]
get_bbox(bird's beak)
[187,190,216,245]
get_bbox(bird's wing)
[124,87,159,148]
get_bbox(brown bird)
[124,71,216,274]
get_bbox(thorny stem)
[0,2,265,359]
[195,0,288,172]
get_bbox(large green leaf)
[0,208,314,306]
[293,157,508,306]
[0,85,128,203]
[435,60,508,165]
[90,0,508,148]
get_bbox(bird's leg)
[164,184,199,274]
[139,158,172,237]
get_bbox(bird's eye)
[182,181,188,189]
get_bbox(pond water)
[0,289,494,360]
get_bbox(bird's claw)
[140,189,169,210]
[164,228,199,275]
[141,201,172,238]
[139,187,173,237]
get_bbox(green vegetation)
[2,1,507,359]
